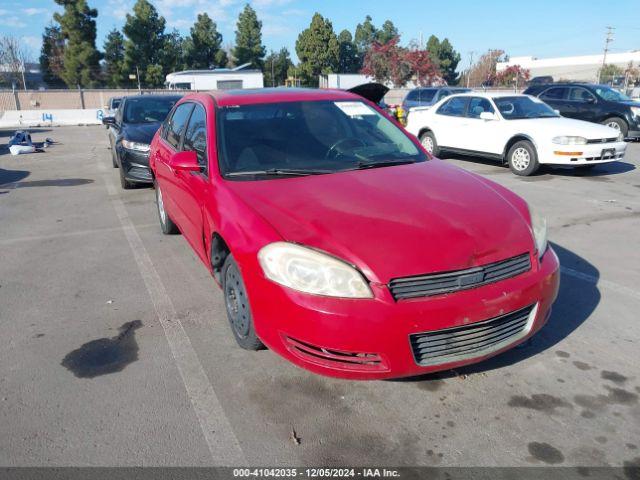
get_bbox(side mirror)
[102,116,115,126]
[169,150,200,172]
[554,109,561,115]
[480,111,496,121]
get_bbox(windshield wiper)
[225,168,333,178]
[355,159,416,170]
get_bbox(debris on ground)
[290,427,301,445]
[6,130,54,155]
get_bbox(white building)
[165,63,264,90]
[319,73,422,90]
[497,51,640,83]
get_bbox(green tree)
[103,28,126,87]
[600,63,624,83]
[39,23,65,87]
[53,0,101,87]
[354,15,377,57]
[162,29,185,73]
[426,35,461,85]
[376,20,398,44]
[123,0,166,86]
[233,4,266,69]
[295,13,339,87]
[337,30,359,73]
[184,13,226,69]
[264,47,293,87]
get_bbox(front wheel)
[419,130,439,156]
[507,141,539,176]
[602,117,628,138]
[222,255,264,351]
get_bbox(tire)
[419,130,440,156]
[222,255,264,351]
[602,117,628,138]
[507,140,539,176]
[111,145,119,168]
[119,166,135,189]
[155,182,179,234]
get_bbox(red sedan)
[149,89,559,380]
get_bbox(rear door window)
[165,103,194,150]
[436,97,468,117]
[540,87,568,101]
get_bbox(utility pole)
[466,51,475,88]
[136,66,141,94]
[597,26,615,84]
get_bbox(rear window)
[406,89,437,102]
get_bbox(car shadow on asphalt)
[392,242,601,383]
[543,161,635,177]
[0,166,30,186]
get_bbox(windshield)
[594,86,631,102]
[217,100,426,179]
[494,96,559,120]
[123,97,178,124]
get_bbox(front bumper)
[539,141,627,165]
[118,147,152,183]
[244,248,560,380]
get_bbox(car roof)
[206,88,362,107]
[122,94,183,102]
[446,92,531,99]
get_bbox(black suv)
[524,83,640,139]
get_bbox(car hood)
[509,116,620,139]
[620,100,640,108]
[227,161,534,283]
[347,83,389,104]
[122,122,162,144]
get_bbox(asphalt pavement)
[0,126,638,469]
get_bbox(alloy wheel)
[606,121,621,131]
[421,136,434,153]
[511,147,531,171]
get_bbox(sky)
[2,0,639,68]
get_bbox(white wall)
[0,109,104,128]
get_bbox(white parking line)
[96,159,246,465]
[561,266,640,302]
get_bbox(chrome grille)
[586,137,619,144]
[388,253,531,300]
[410,304,536,366]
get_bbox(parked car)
[527,76,554,86]
[406,92,626,176]
[402,87,471,116]
[103,94,182,189]
[149,88,559,380]
[105,96,122,117]
[524,83,640,139]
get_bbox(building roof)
[168,63,262,77]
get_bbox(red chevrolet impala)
[149,89,559,380]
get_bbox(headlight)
[552,136,587,145]
[258,242,373,298]
[528,205,548,259]
[121,139,150,152]
[630,106,640,118]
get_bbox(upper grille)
[586,137,618,144]
[410,304,536,366]
[388,253,531,300]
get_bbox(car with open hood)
[148,88,560,380]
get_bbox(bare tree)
[0,35,32,90]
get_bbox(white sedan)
[405,92,627,176]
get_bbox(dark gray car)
[402,87,472,113]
